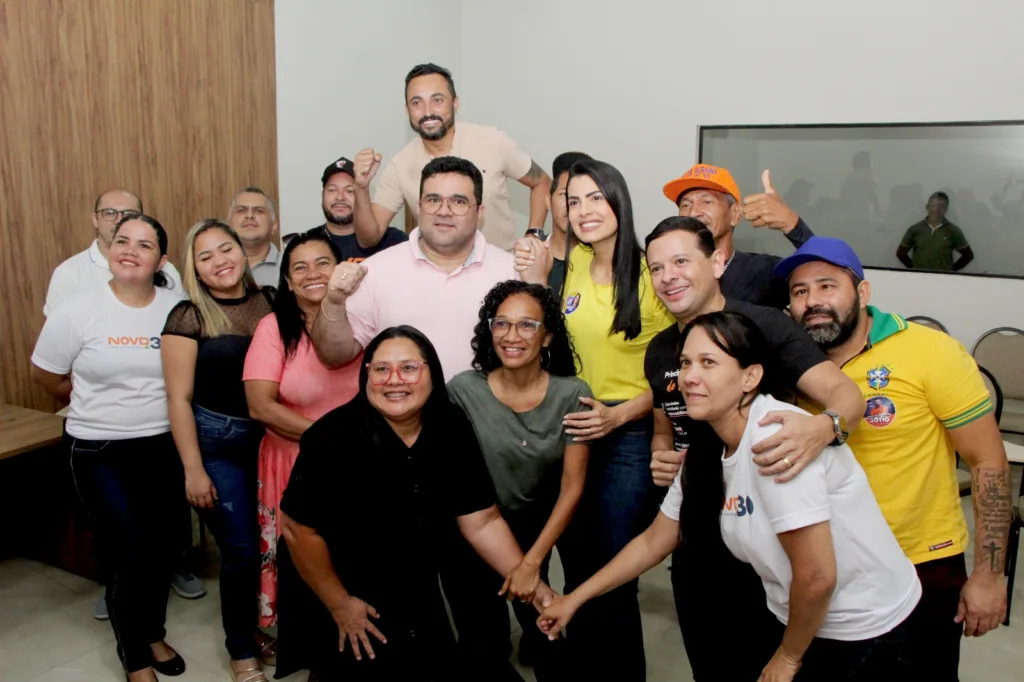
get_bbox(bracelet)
[319,300,345,322]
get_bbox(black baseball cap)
[321,157,355,186]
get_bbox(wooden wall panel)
[0,0,278,410]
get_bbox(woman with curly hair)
[446,280,592,680]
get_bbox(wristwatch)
[823,410,849,446]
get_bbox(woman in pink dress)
[243,232,361,628]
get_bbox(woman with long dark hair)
[520,158,673,679]
[161,219,275,680]
[538,311,921,681]
[31,215,188,682]
[445,281,591,679]
[276,326,553,681]
[242,231,362,629]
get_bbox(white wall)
[276,0,1024,349]
[275,0,461,233]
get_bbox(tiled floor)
[3,486,1023,681]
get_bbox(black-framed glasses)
[420,195,476,216]
[365,361,427,385]
[96,208,141,222]
[489,318,542,339]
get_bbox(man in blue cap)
[774,236,1012,681]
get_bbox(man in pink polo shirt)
[311,155,525,679]
[311,155,518,380]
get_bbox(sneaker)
[93,594,109,620]
[171,571,207,599]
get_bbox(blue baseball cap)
[772,236,865,281]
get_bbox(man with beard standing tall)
[777,236,1011,681]
[355,63,551,251]
[315,156,408,262]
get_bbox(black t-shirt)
[161,289,274,418]
[721,218,813,309]
[281,398,496,622]
[317,224,409,263]
[644,297,827,450]
[548,257,566,296]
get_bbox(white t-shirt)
[43,240,183,317]
[661,394,921,642]
[32,283,185,440]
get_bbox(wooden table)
[0,403,98,579]
[0,403,64,460]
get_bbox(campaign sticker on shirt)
[867,365,891,390]
[564,291,581,314]
[864,395,896,427]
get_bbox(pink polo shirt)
[346,228,519,380]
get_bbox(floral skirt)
[257,431,301,628]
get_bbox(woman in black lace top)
[160,219,275,682]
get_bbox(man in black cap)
[315,156,408,262]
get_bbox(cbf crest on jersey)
[867,366,891,390]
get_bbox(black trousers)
[905,554,967,681]
[438,504,572,682]
[69,432,183,673]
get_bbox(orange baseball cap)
[663,164,742,205]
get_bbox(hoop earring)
[541,347,551,369]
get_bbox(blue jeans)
[69,432,183,673]
[192,404,264,661]
[566,409,656,682]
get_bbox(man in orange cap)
[663,164,814,309]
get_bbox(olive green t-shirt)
[447,370,594,511]
[899,220,970,271]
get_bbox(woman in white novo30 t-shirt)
[538,311,922,682]
[31,215,189,682]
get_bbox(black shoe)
[151,652,186,677]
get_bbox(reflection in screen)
[701,124,1024,277]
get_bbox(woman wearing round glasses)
[445,281,590,680]
[243,232,362,632]
[276,326,553,681]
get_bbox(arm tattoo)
[524,161,547,183]
[971,467,1012,573]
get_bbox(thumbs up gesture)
[741,169,800,232]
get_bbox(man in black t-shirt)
[662,164,814,309]
[641,217,865,680]
[315,156,408,262]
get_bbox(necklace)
[722,251,736,274]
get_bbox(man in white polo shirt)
[350,63,551,252]
[44,189,183,316]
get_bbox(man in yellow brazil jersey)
[774,236,1011,682]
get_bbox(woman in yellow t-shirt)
[549,158,674,680]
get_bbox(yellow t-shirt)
[562,247,675,401]
[803,307,992,564]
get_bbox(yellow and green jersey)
[805,306,991,564]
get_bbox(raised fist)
[326,262,368,304]
[353,148,383,189]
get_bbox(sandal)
[231,663,267,682]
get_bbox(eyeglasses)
[489,318,542,339]
[96,208,141,223]
[366,361,426,385]
[420,195,476,216]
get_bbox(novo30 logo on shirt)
[722,494,754,517]
[108,336,161,350]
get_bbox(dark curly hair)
[470,281,580,376]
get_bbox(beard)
[411,113,454,141]
[323,204,353,226]
[800,294,860,350]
